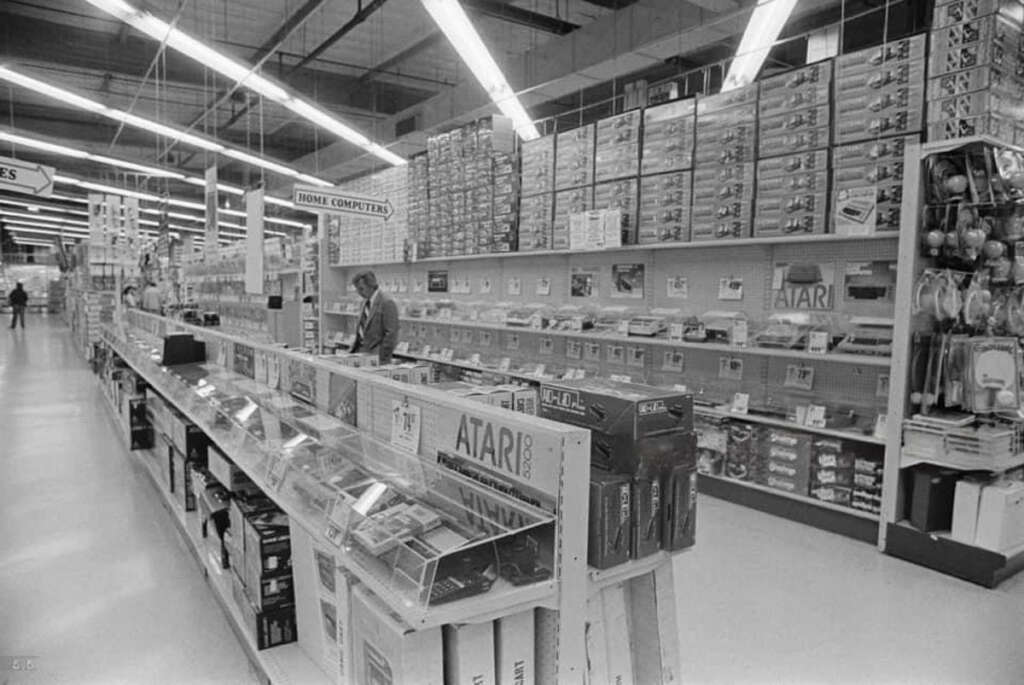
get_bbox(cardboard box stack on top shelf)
[833,34,926,235]
[639,99,695,244]
[553,124,596,250]
[927,3,1024,144]
[518,135,556,252]
[691,84,758,240]
[411,116,518,259]
[755,61,833,237]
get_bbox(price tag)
[265,454,291,493]
[610,374,632,383]
[570,316,584,332]
[562,369,577,380]
[616,320,630,336]
[628,346,645,368]
[573,368,587,379]
[469,353,482,366]
[390,400,421,454]
[807,331,829,355]
[324,494,351,548]
[663,350,684,372]
[784,364,815,391]
[876,374,890,398]
[566,340,582,360]
[731,319,748,347]
[441,348,455,362]
[395,341,410,354]
[539,338,554,355]
[530,314,544,330]
[507,334,520,351]
[421,345,432,357]
[718,356,743,381]
[480,332,492,347]
[873,414,889,440]
[731,392,750,415]
[532,363,547,377]
[668,323,684,342]
[805,404,827,428]
[498,357,512,372]
[718,277,743,300]
[450,328,461,342]
[673,384,689,394]
[607,345,625,364]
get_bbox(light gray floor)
[4,318,1024,684]
[0,317,257,684]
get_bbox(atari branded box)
[351,585,444,685]
[539,379,694,474]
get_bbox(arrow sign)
[293,185,393,220]
[0,155,55,197]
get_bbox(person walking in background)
[350,270,400,363]
[122,285,138,308]
[8,282,28,329]
[140,281,162,314]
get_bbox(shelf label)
[616,320,630,336]
[668,323,684,342]
[498,357,512,372]
[610,374,632,383]
[805,404,827,428]
[539,337,554,355]
[395,341,410,354]
[480,332,492,347]
[731,319,748,347]
[532,363,546,377]
[807,331,829,355]
[421,345,432,357]
[663,350,684,372]
[469,353,482,366]
[731,392,750,415]
[390,400,421,455]
[627,346,645,368]
[673,383,689,394]
[440,348,455,362]
[873,413,888,440]
[324,495,350,548]
[718,356,743,381]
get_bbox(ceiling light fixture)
[419,0,539,141]
[86,0,406,166]
[721,0,799,92]
[0,66,335,184]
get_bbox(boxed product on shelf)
[638,170,692,244]
[757,60,833,119]
[554,124,595,191]
[351,585,444,685]
[242,509,293,594]
[595,110,641,182]
[539,378,694,474]
[520,134,556,197]
[695,414,728,476]
[245,570,296,611]
[641,99,696,174]
[834,34,926,144]
[694,106,758,167]
[973,480,1024,551]
[691,162,755,240]
[553,186,593,250]
[443,621,496,685]
[758,104,831,157]
[631,473,663,558]
[952,476,988,544]
[495,610,535,685]
[832,134,914,234]
[661,462,697,551]
[723,422,756,482]
[809,484,853,507]
[569,208,624,251]
[589,470,632,569]
[230,571,298,651]
[929,11,1024,76]
[907,465,959,532]
[762,427,812,495]
[592,178,638,244]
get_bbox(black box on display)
[243,510,292,592]
[244,572,295,611]
[661,465,697,551]
[231,572,297,650]
[539,379,694,473]
[630,475,662,559]
[589,471,632,569]
[161,333,206,366]
[909,465,959,532]
[130,425,154,450]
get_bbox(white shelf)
[697,407,886,445]
[588,552,674,596]
[922,134,1024,156]
[900,450,1024,473]
[700,473,879,522]
[328,233,898,268]
[383,314,892,367]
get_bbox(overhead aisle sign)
[293,184,393,220]
[0,155,54,197]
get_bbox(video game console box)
[496,610,535,685]
[444,621,496,685]
[589,471,632,569]
[351,585,443,685]
[662,464,697,551]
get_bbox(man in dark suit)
[350,270,400,363]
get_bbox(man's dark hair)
[351,270,378,289]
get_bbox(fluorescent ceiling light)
[722,0,799,92]
[0,66,334,183]
[419,0,539,141]
[86,0,405,166]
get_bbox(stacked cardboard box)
[809,438,854,507]
[553,186,593,251]
[761,427,813,495]
[833,135,914,235]
[592,178,638,245]
[927,2,1024,143]
[755,61,833,237]
[641,99,696,175]
[692,85,758,240]
[594,110,641,183]
[518,135,556,252]
[638,170,692,244]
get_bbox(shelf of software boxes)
[100,311,601,630]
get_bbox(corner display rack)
[98,309,688,684]
[880,135,1024,588]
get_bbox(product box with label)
[694,117,757,166]
[245,571,296,611]
[553,186,593,250]
[496,610,535,685]
[207,445,252,493]
[592,179,638,244]
[753,190,829,237]
[758,60,833,118]
[520,134,555,197]
[351,585,444,685]
[758,105,831,158]
[539,378,695,473]
[631,474,663,558]
[231,572,297,651]
[662,463,697,551]
[595,110,641,182]
[974,480,1024,551]
[638,170,692,244]
[554,124,595,191]
[757,149,830,181]
[951,476,987,544]
[642,99,696,174]
[518,193,554,252]
[243,510,293,593]
[589,470,632,569]
[443,622,496,685]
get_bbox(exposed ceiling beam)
[462,0,580,35]
[171,0,333,149]
[357,33,446,85]
[290,0,391,74]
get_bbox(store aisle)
[0,318,257,685]
[675,496,1024,684]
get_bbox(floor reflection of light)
[0,532,93,572]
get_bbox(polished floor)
[3,318,1024,684]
